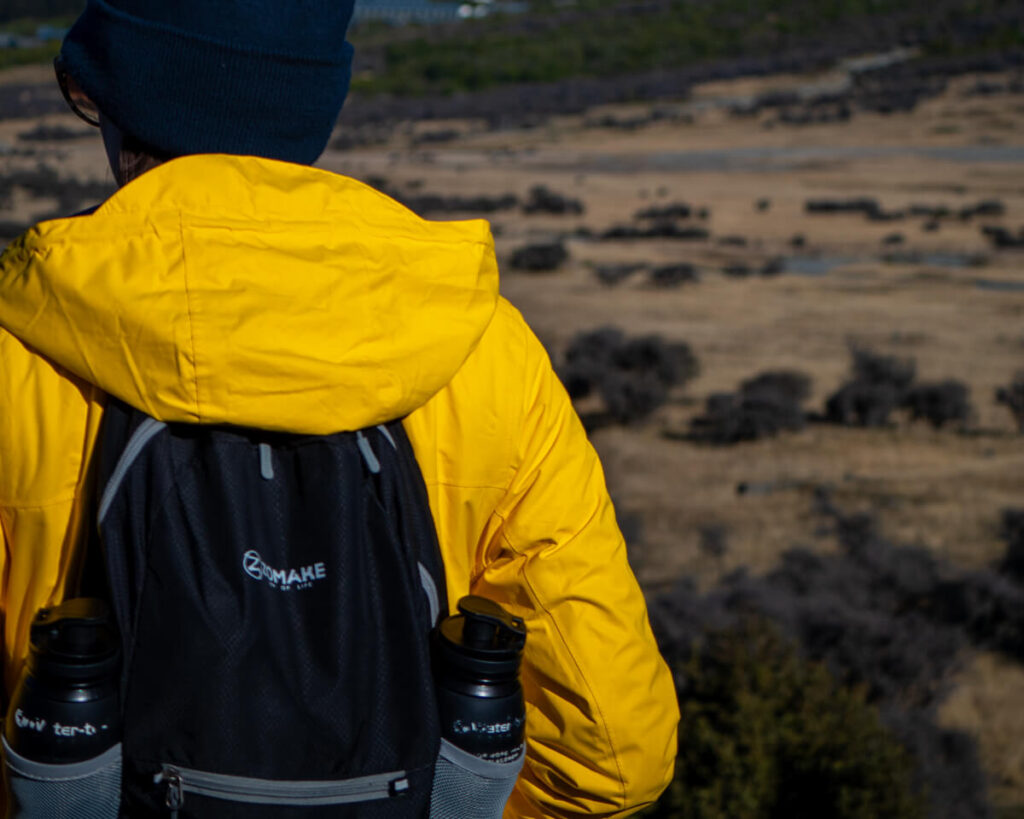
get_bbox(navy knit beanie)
[60,0,356,165]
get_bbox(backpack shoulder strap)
[373,418,449,625]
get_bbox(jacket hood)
[0,155,499,433]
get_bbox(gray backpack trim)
[97,417,166,525]
[2,737,122,781]
[418,562,442,625]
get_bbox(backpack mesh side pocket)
[2,738,121,819]
[428,739,523,819]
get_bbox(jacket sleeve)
[472,325,679,818]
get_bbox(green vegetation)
[0,42,61,72]
[348,0,1023,96]
[0,12,76,72]
[642,620,926,819]
[1,1,1021,97]
[0,14,76,36]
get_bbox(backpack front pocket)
[155,764,410,815]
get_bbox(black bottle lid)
[435,596,526,678]
[27,599,120,684]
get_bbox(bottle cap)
[28,599,120,683]
[435,596,526,679]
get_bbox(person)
[0,0,679,815]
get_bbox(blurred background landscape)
[1,1,1023,816]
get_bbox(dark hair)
[116,131,175,186]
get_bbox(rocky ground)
[2,54,1024,811]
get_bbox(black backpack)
[93,397,448,818]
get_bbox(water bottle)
[429,595,527,819]
[2,598,122,818]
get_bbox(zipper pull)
[164,771,184,816]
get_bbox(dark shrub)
[613,335,697,386]
[598,370,669,425]
[851,348,917,391]
[825,348,916,427]
[903,381,971,428]
[559,328,698,425]
[644,621,925,819]
[636,202,692,220]
[995,372,1024,432]
[741,370,812,404]
[649,263,699,287]
[690,370,811,444]
[398,192,518,216]
[960,200,1005,219]
[600,223,710,241]
[560,327,624,399]
[981,225,1024,249]
[1000,509,1024,582]
[522,185,584,215]
[647,493,999,818]
[690,392,799,444]
[805,197,883,218]
[935,572,1024,662]
[826,381,904,426]
[647,495,1000,818]
[882,711,994,819]
[508,241,569,272]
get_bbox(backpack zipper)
[155,765,409,813]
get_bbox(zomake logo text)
[243,550,326,591]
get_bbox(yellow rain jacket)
[0,154,678,816]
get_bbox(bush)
[649,263,699,287]
[995,372,1024,432]
[903,381,972,428]
[559,328,698,426]
[521,185,583,215]
[826,381,904,427]
[644,620,925,819]
[1001,509,1024,582]
[647,493,1005,817]
[825,347,917,427]
[508,241,568,272]
[689,370,811,444]
[851,347,917,393]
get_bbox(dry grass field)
[328,70,1024,808]
[2,60,1023,809]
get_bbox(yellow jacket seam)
[496,515,629,810]
[179,212,202,420]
